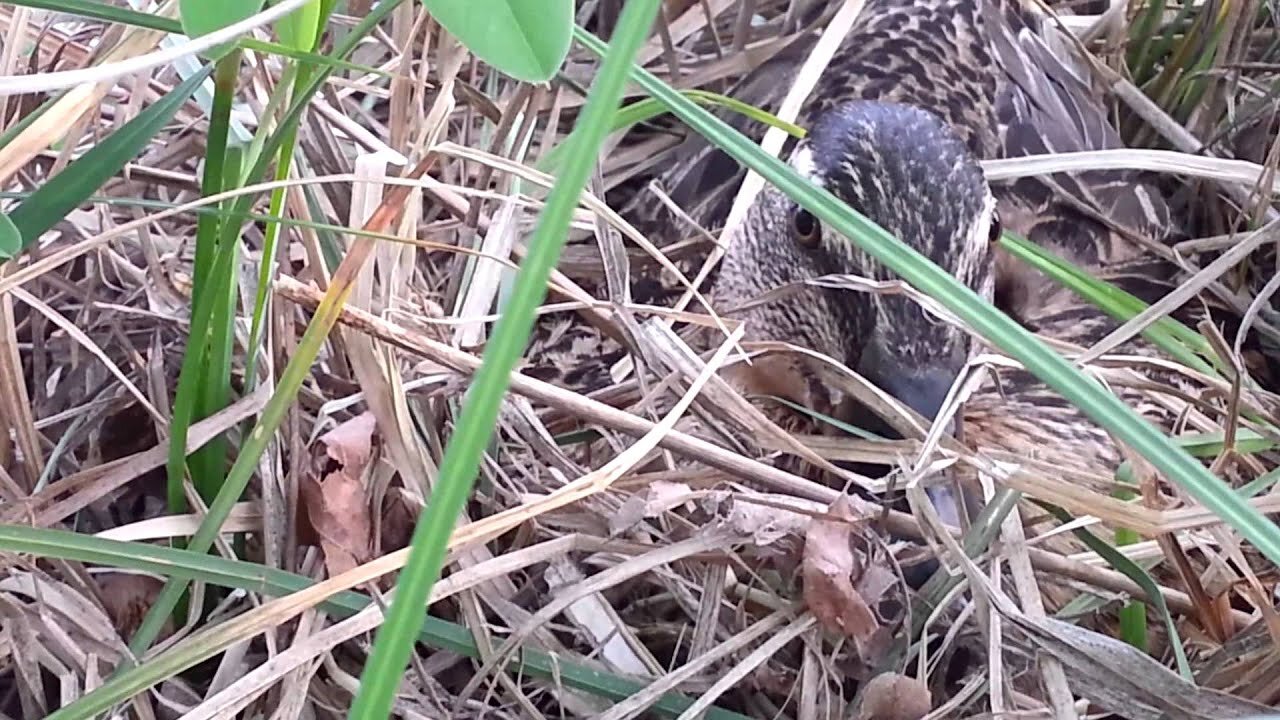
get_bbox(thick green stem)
[172,49,241,513]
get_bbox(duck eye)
[792,209,821,248]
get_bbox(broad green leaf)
[6,66,212,250]
[179,0,265,60]
[0,213,19,259]
[275,0,321,51]
[424,0,573,83]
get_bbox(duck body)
[526,0,1249,523]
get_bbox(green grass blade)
[539,89,806,174]
[998,232,1217,374]
[120,0,407,666]
[243,76,307,387]
[1111,480,1149,655]
[6,66,211,250]
[0,213,19,260]
[0,91,60,153]
[1239,466,1280,498]
[757,394,886,440]
[191,56,238,311]
[1127,0,1167,80]
[348,2,661,718]
[244,0,334,387]
[1170,429,1277,458]
[178,53,243,510]
[612,91,807,138]
[1041,503,1192,680]
[9,0,181,33]
[0,526,749,720]
[572,27,1280,568]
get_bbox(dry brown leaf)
[802,497,877,640]
[855,672,932,720]
[96,573,170,640]
[302,472,370,576]
[319,410,378,468]
[802,495,899,661]
[299,412,378,577]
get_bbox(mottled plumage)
[714,101,997,425]
[524,0,1219,513]
[532,0,1012,397]
[965,252,1231,480]
[636,0,1003,234]
[985,0,1178,322]
[966,275,1186,479]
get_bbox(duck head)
[714,100,1000,524]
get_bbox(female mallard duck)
[532,0,1174,387]
[526,0,1246,533]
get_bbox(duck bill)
[873,366,975,530]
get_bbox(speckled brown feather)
[628,0,1002,239]
[527,0,1185,395]
[524,0,1228,493]
[964,275,1187,480]
[531,0,1007,394]
[986,0,1179,322]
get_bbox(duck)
[522,0,1280,556]
[529,0,1179,391]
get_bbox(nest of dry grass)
[4,1,1280,718]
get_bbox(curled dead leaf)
[298,411,378,577]
[802,495,900,660]
[319,411,378,468]
[803,496,876,637]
